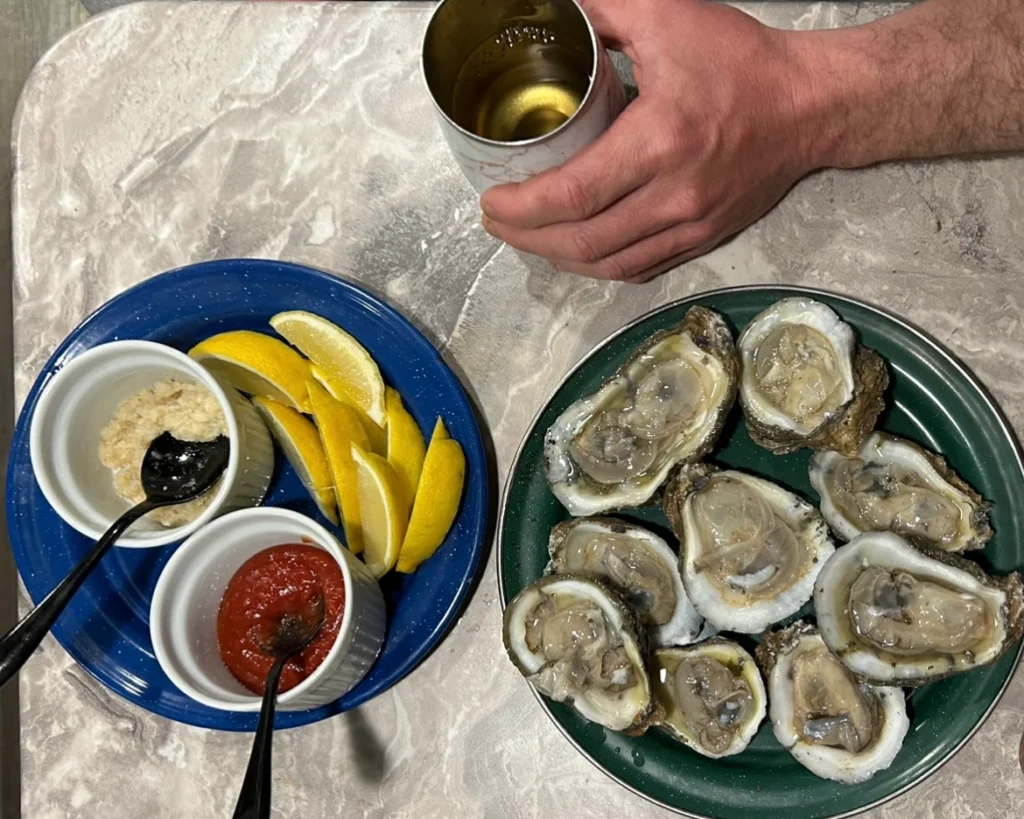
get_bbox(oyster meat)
[546,517,704,646]
[665,464,834,633]
[810,432,992,553]
[758,622,909,784]
[737,297,887,456]
[814,532,1024,685]
[545,306,738,516]
[650,638,766,758]
[502,574,659,732]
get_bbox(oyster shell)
[502,574,660,732]
[814,532,1024,685]
[737,298,888,456]
[650,638,766,758]
[664,464,834,633]
[809,432,992,553]
[545,306,738,516]
[758,622,909,784]
[546,517,704,646]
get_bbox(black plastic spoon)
[232,590,325,819]
[0,431,230,689]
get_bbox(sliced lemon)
[351,444,408,578]
[252,397,338,525]
[310,365,387,455]
[270,311,386,426]
[189,330,311,411]
[385,387,426,509]
[397,418,465,573]
[308,380,369,553]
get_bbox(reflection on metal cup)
[422,0,626,193]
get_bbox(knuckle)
[688,220,718,248]
[650,113,690,161]
[656,125,685,163]
[674,188,710,223]
[568,229,603,264]
[557,172,597,221]
[596,254,631,281]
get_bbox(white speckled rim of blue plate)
[150,507,387,713]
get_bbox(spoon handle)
[233,657,288,819]
[0,499,156,689]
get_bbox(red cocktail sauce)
[217,543,346,695]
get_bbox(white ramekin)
[29,339,274,547]
[150,507,386,711]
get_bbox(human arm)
[806,0,1024,167]
[480,0,1024,282]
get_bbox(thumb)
[576,0,636,52]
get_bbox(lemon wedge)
[189,330,311,411]
[252,397,338,525]
[270,311,386,426]
[397,418,465,573]
[308,380,369,553]
[351,444,408,578]
[385,387,426,509]
[310,364,387,455]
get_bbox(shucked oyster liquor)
[649,638,766,758]
[545,307,738,516]
[758,622,909,784]
[814,532,1024,686]
[737,297,888,456]
[665,463,834,633]
[546,517,704,646]
[502,574,659,732]
[810,432,992,553]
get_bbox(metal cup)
[422,0,626,193]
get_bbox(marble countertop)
[9,2,1024,817]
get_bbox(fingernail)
[482,201,496,219]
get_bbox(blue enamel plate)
[6,259,490,730]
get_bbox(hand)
[480,0,820,282]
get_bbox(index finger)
[480,103,654,229]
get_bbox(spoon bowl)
[142,431,231,504]
[256,592,327,661]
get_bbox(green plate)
[497,286,1024,819]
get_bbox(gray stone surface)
[0,0,91,814]
[9,1,1024,817]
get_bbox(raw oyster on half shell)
[737,298,887,456]
[545,307,738,516]
[650,638,766,758]
[664,464,834,633]
[502,574,660,732]
[810,432,992,553]
[758,622,909,784]
[813,532,1024,686]
[546,517,704,646]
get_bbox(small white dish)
[29,340,274,547]
[150,507,386,712]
